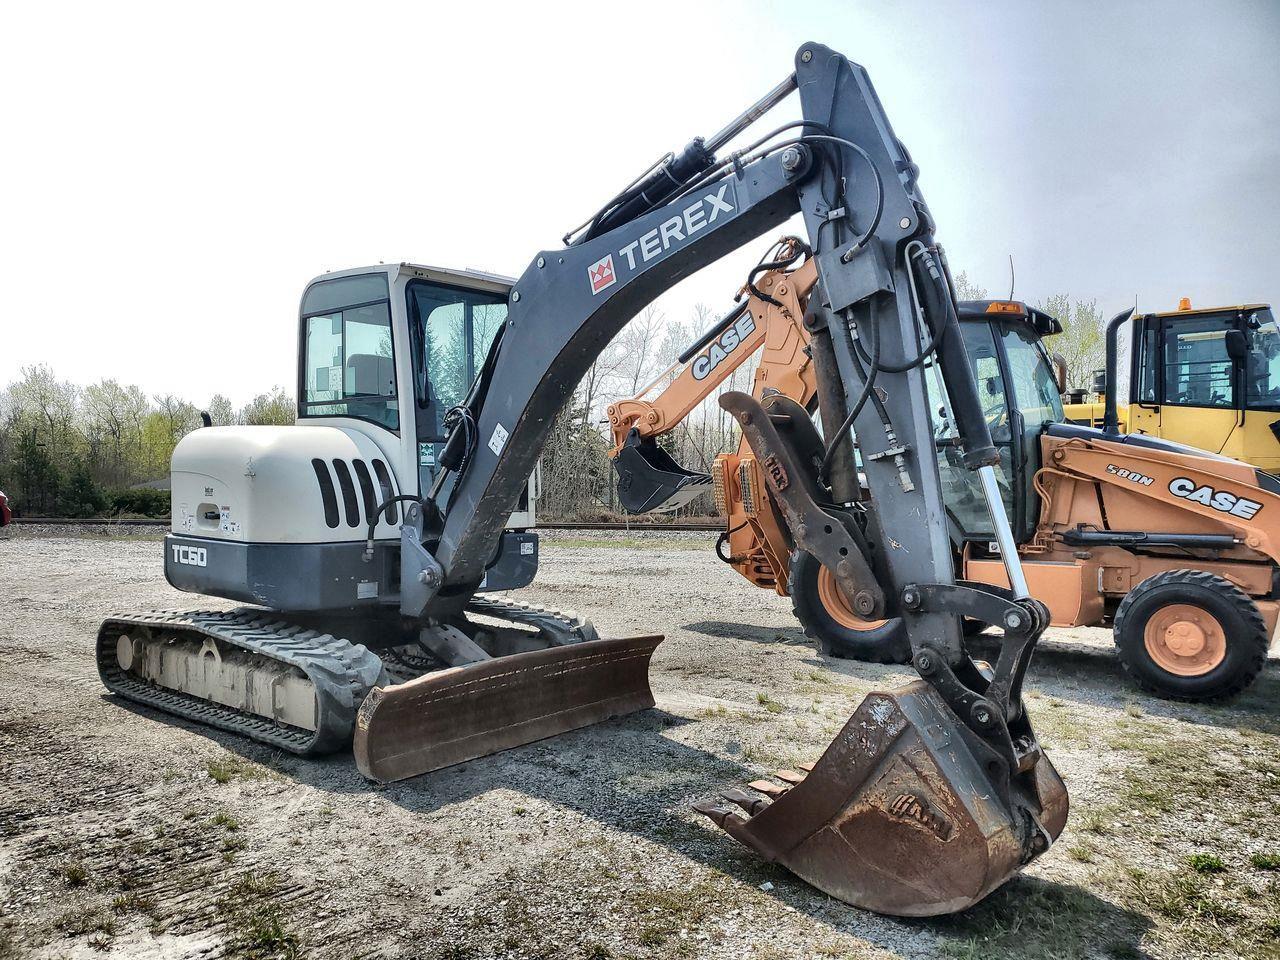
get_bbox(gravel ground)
[0,527,1277,960]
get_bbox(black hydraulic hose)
[853,281,945,375]
[715,520,750,563]
[362,494,426,561]
[1102,307,1135,434]
[820,312,882,481]
[678,301,751,365]
[746,237,811,307]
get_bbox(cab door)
[1146,312,1241,455]
[1239,307,1280,473]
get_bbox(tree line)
[0,366,293,517]
[0,280,1103,521]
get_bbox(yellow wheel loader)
[98,43,1070,916]
[1063,299,1280,472]
[614,259,1277,701]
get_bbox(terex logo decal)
[1168,477,1263,519]
[586,182,737,295]
[587,254,617,295]
[171,544,208,567]
[692,311,757,380]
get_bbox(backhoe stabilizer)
[353,634,663,782]
[694,681,1068,916]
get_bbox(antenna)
[1007,255,1015,300]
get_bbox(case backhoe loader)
[614,268,1277,700]
[97,43,1069,916]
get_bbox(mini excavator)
[98,43,1068,916]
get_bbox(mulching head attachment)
[695,680,1068,917]
[353,634,663,782]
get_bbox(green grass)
[219,873,300,959]
[206,754,266,784]
[59,861,88,887]
[1187,853,1226,875]
[756,692,784,714]
[1248,852,1280,871]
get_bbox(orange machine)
[612,241,1278,700]
[605,239,908,658]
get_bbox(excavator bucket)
[353,635,663,782]
[695,680,1069,916]
[614,431,713,514]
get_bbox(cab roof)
[956,300,1062,337]
[307,262,514,297]
[1141,302,1271,319]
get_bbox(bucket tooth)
[720,787,772,817]
[774,769,806,785]
[694,680,1068,917]
[797,762,815,772]
[691,798,749,830]
[747,779,788,798]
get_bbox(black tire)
[788,549,911,664]
[1112,569,1268,702]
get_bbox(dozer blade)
[695,680,1068,917]
[353,635,663,782]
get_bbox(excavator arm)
[358,42,1067,916]
[606,237,818,514]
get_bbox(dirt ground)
[1,528,1277,960]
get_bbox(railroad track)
[9,518,722,532]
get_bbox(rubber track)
[466,596,598,644]
[97,609,386,756]
[98,600,599,756]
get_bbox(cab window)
[928,323,1016,539]
[406,281,508,434]
[1161,315,1235,408]
[299,274,398,431]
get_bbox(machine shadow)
[113,698,1151,952]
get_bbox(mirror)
[1225,329,1249,362]
[1051,352,1068,394]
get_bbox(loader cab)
[929,301,1064,547]
[298,264,535,527]
[1126,301,1280,472]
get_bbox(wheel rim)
[1142,603,1227,677]
[816,566,887,631]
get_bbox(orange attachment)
[1142,604,1226,676]
[1178,297,1193,311]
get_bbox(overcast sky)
[3,0,1276,406]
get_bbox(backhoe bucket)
[353,635,663,782]
[614,434,713,514]
[695,680,1068,916]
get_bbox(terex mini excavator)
[97,44,1068,916]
